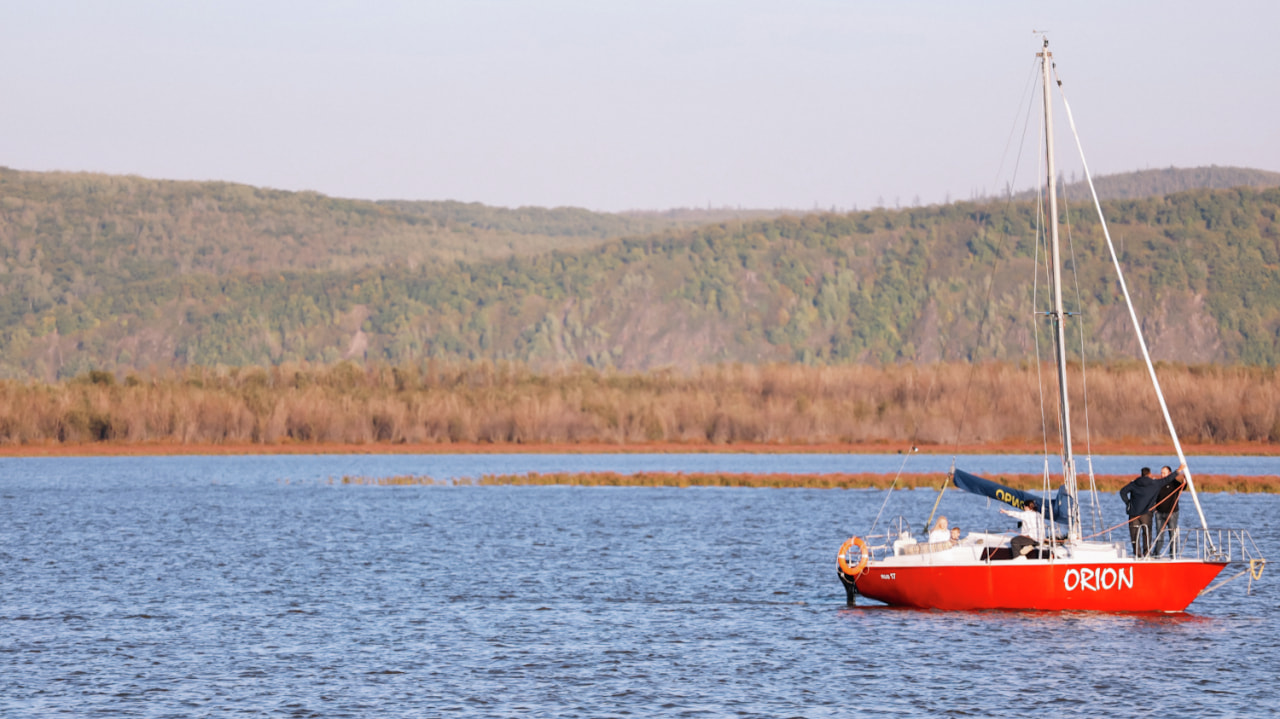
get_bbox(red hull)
[850,560,1227,612]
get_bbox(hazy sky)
[2,1,1277,211]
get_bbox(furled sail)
[951,469,1072,525]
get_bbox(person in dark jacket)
[1151,465,1186,556]
[1119,467,1170,557]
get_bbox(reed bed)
[0,360,1277,449]
[332,471,1280,493]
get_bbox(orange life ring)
[837,536,869,576]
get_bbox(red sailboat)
[836,37,1265,612]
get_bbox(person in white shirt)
[1000,500,1045,541]
[1001,499,1045,556]
[927,516,951,544]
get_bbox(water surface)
[5,451,1277,487]
[2,457,1276,717]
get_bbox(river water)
[2,456,1278,717]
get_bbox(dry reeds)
[329,471,1280,493]
[0,360,1277,449]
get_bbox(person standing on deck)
[1119,467,1170,557]
[1151,464,1187,556]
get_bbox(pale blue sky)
[2,1,1276,211]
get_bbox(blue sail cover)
[952,468,1072,525]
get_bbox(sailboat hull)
[848,559,1227,612]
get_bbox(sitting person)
[950,526,962,543]
[927,516,951,544]
[1000,499,1045,557]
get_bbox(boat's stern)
[836,535,874,605]
[838,568,858,605]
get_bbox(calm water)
[2,456,1278,717]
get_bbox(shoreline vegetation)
[331,471,1280,493]
[1,361,1278,454]
[5,441,1280,458]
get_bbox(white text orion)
[1063,567,1133,592]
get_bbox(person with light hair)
[927,516,951,544]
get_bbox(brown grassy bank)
[7,439,1278,457]
[333,471,1280,493]
[1,361,1278,451]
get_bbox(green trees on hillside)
[1,167,1279,377]
[1014,165,1280,202]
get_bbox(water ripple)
[1,458,1276,717]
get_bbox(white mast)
[1040,37,1081,540]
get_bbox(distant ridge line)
[1008,165,1280,203]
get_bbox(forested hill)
[1013,165,1280,202]
[376,200,791,239]
[0,168,797,281]
[5,164,1271,283]
[0,168,660,278]
[2,164,1271,282]
[2,177,1278,378]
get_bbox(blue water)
[2,456,1277,717]
[3,451,1275,488]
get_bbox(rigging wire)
[869,348,955,536]
[1031,80,1053,482]
[920,57,1043,537]
[1059,167,1106,536]
[990,58,1044,198]
[1030,87,1069,521]
[1024,44,1082,536]
[868,448,916,536]
[1052,65,1215,548]
[948,55,1042,460]
[1031,107,1059,535]
[875,58,1042,539]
